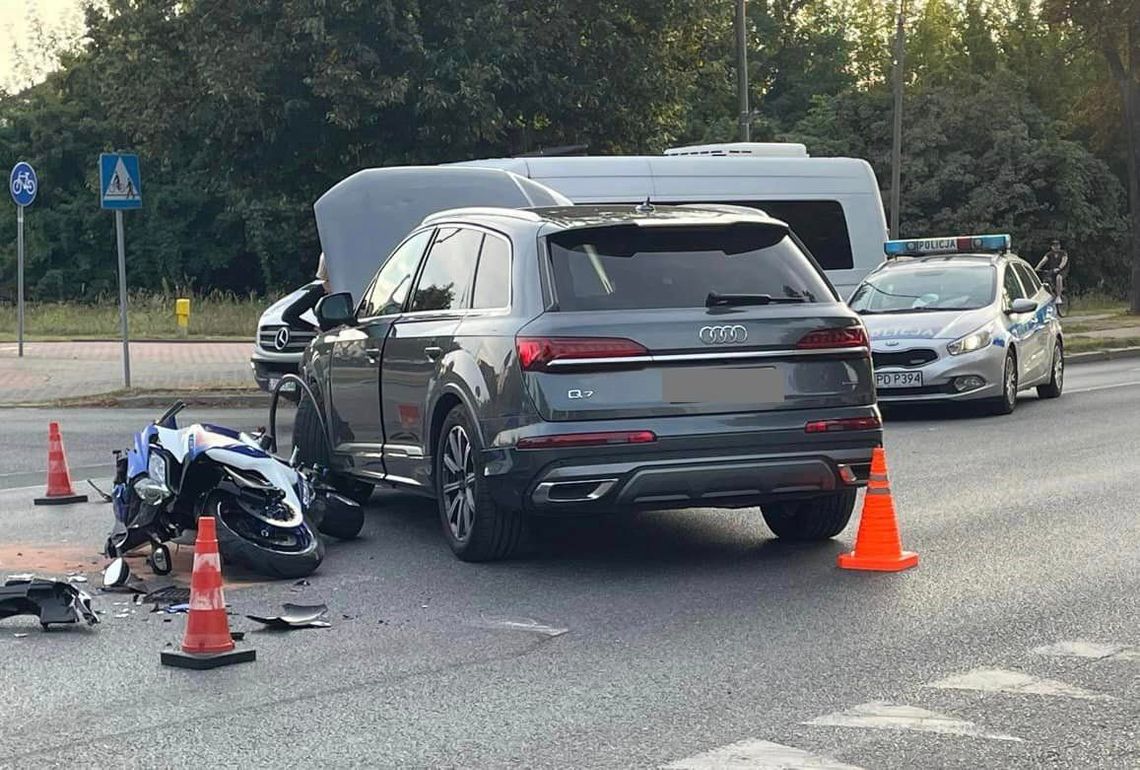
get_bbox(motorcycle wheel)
[205,491,325,579]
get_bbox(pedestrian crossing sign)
[99,153,142,210]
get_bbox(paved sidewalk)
[0,341,253,405]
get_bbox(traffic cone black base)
[33,492,88,506]
[161,647,256,670]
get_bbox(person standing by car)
[1035,239,1069,305]
[282,253,330,328]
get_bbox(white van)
[452,142,888,298]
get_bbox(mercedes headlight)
[947,326,993,356]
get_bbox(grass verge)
[0,292,269,340]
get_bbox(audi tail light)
[804,416,881,433]
[516,337,648,372]
[517,431,657,450]
[797,327,869,350]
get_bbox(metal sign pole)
[115,210,131,388]
[16,204,25,357]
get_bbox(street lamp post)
[889,0,908,239]
[736,0,750,142]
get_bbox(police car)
[848,234,1063,414]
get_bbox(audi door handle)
[424,346,443,361]
[365,347,381,364]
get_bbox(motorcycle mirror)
[103,557,131,588]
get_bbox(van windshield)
[546,225,835,311]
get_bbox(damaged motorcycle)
[105,401,363,579]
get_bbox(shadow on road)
[359,488,848,576]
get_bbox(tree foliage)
[0,0,1134,302]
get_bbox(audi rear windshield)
[545,224,834,312]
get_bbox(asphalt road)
[1,360,1138,769]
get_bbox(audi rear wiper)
[705,292,807,308]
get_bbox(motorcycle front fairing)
[108,424,178,556]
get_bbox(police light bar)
[884,234,1011,257]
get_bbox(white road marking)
[1069,379,1140,394]
[478,617,569,638]
[807,702,1021,742]
[660,739,865,769]
[1033,640,1139,661]
[927,668,1113,700]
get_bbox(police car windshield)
[850,264,996,314]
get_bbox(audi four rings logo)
[699,324,748,344]
[273,327,291,351]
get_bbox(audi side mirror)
[1009,298,1037,315]
[315,292,356,331]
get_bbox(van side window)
[672,200,855,270]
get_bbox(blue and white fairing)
[121,422,306,529]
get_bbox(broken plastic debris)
[67,574,88,584]
[0,576,99,628]
[163,603,190,614]
[86,479,113,503]
[246,603,331,630]
[102,558,131,589]
[142,585,191,610]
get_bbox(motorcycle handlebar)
[155,400,187,428]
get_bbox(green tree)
[788,73,1130,292]
[1045,0,1140,311]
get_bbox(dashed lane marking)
[1069,379,1140,394]
[927,668,1113,700]
[660,739,865,769]
[1032,641,1139,661]
[806,702,1021,742]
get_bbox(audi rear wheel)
[435,406,523,562]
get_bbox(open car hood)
[314,166,572,301]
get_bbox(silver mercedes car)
[849,234,1064,415]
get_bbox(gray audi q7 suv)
[296,204,881,561]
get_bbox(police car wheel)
[1037,341,1064,399]
[988,352,1018,415]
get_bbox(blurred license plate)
[875,371,923,389]
[663,367,783,404]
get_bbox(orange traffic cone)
[160,517,255,669]
[837,447,918,572]
[33,422,88,505]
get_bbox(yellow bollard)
[175,298,191,337]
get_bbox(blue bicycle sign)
[10,162,38,207]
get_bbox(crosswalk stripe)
[660,739,864,769]
[927,668,1113,700]
[806,701,1021,742]
[1032,640,1139,661]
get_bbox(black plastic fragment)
[0,576,99,628]
[246,603,330,630]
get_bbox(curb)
[1067,346,1140,366]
